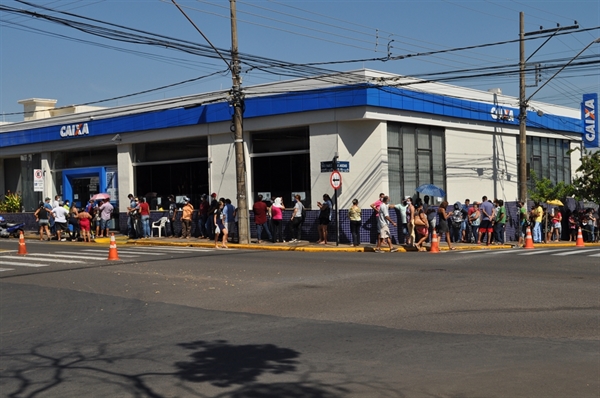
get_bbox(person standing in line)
[198,194,209,239]
[370,193,385,248]
[205,193,219,240]
[437,200,456,250]
[405,197,415,247]
[348,198,362,247]
[290,194,304,243]
[99,198,114,238]
[224,199,236,242]
[139,197,151,238]
[393,198,408,244]
[167,195,178,238]
[180,197,193,239]
[493,199,506,245]
[413,200,429,252]
[460,199,471,242]
[477,196,495,246]
[214,199,228,248]
[68,201,80,241]
[375,196,398,253]
[469,202,481,245]
[34,200,52,241]
[317,194,332,245]
[423,195,437,244]
[531,201,543,243]
[126,194,137,239]
[77,208,93,242]
[271,197,285,243]
[52,201,69,241]
[253,195,273,243]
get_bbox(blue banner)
[582,93,599,149]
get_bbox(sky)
[0,0,599,123]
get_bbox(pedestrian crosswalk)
[0,246,219,272]
[454,248,600,257]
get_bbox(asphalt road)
[0,241,598,397]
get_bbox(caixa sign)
[60,123,89,138]
[490,106,514,122]
[582,94,598,149]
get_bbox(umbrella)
[416,184,446,198]
[90,193,110,201]
[546,199,564,206]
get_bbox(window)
[251,128,310,206]
[522,136,571,187]
[388,122,446,203]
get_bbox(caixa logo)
[583,99,596,142]
[490,106,514,122]
[60,123,89,138]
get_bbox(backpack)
[451,209,463,228]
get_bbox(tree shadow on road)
[1,339,350,398]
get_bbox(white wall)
[309,120,388,208]
[445,127,518,203]
[117,144,134,212]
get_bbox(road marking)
[0,268,15,272]
[78,249,140,258]
[138,246,215,252]
[0,260,48,267]
[551,248,600,256]
[458,250,514,254]
[589,254,600,257]
[81,249,163,256]
[517,249,573,256]
[39,252,110,261]
[0,255,83,264]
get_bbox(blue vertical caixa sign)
[582,93,598,149]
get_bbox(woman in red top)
[139,197,151,238]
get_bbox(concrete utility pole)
[230,0,249,244]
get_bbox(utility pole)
[518,12,527,202]
[230,0,249,244]
[518,13,579,202]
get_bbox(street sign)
[321,161,349,173]
[33,169,43,192]
[330,170,342,190]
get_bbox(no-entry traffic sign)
[330,170,342,190]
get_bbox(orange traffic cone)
[575,227,585,247]
[107,233,120,260]
[429,229,440,253]
[523,226,535,249]
[17,231,27,255]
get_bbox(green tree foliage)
[570,148,600,204]
[0,192,22,213]
[528,171,574,203]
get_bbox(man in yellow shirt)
[532,202,543,243]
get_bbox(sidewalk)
[22,232,599,252]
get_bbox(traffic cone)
[107,233,120,260]
[524,227,535,249]
[17,231,27,255]
[429,229,440,253]
[575,227,585,247]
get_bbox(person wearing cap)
[167,195,178,237]
[181,197,194,239]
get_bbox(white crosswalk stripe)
[31,252,109,261]
[136,246,215,252]
[0,267,15,272]
[0,260,49,267]
[551,248,600,256]
[80,249,163,256]
[517,249,573,256]
[1,255,84,264]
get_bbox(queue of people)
[33,196,113,242]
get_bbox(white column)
[117,144,134,213]
[41,152,53,200]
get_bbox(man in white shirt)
[377,196,398,253]
[52,201,69,241]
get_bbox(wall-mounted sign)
[582,93,598,149]
[33,169,43,192]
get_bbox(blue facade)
[1,85,582,148]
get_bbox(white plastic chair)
[151,217,169,238]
